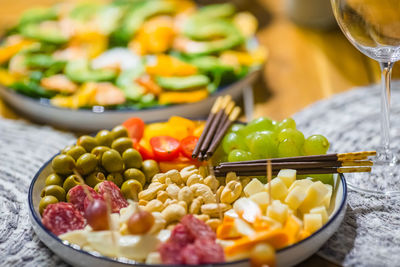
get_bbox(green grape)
[247,131,278,158]
[228,149,253,162]
[310,174,334,186]
[241,117,275,136]
[276,118,296,132]
[278,128,305,147]
[222,132,247,153]
[278,139,301,157]
[230,124,245,133]
[303,135,330,155]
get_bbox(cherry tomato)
[180,136,199,159]
[122,117,145,143]
[150,136,180,161]
[135,140,155,160]
[159,155,202,173]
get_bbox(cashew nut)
[190,183,216,203]
[204,175,220,193]
[156,191,169,203]
[178,201,187,211]
[201,203,231,217]
[149,212,166,234]
[139,183,167,201]
[198,166,207,178]
[206,218,222,231]
[152,173,167,183]
[225,172,239,184]
[161,204,186,224]
[194,214,210,222]
[216,185,225,201]
[180,165,199,183]
[178,186,194,204]
[241,177,251,187]
[139,199,148,206]
[164,198,178,207]
[165,169,183,185]
[189,196,204,214]
[144,199,164,212]
[166,183,180,199]
[220,180,242,204]
[186,173,203,186]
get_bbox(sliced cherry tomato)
[180,136,199,159]
[135,139,155,160]
[122,117,145,143]
[150,136,180,161]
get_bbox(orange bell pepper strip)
[283,215,302,245]
[136,75,162,95]
[158,89,208,105]
[146,54,198,77]
[224,229,289,256]
[168,116,196,135]
[159,155,203,172]
[0,38,34,64]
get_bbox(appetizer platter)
[27,96,378,266]
[0,0,264,130]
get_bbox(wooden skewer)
[73,169,93,202]
[266,159,272,204]
[205,106,241,160]
[192,96,223,159]
[199,95,231,159]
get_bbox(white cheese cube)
[322,184,333,209]
[285,185,307,210]
[244,178,265,196]
[277,169,297,187]
[249,191,271,211]
[288,178,313,192]
[310,206,328,224]
[304,213,322,233]
[299,181,330,213]
[146,252,162,265]
[265,177,288,201]
[233,197,261,223]
[267,201,288,224]
[234,218,256,237]
[59,229,89,247]
[118,234,160,261]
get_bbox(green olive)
[76,153,97,175]
[123,168,146,186]
[77,135,98,152]
[51,154,75,175]
[111,125,129,139]
[66,145,86,160]
[107,172,124,187]
[63,174,82,192]
[96,130,114,147]
[61,145,74,154]
[141,159,159,182]
[41,185,66,202]
[121,179,143,200]
[86,171,106,188]
[39,195,59,215]
[101,149,124,173]
[111,137,133,154]
[122,148,142,169]
[45,173,64,187]
[91,146,110,161]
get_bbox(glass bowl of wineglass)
[331,0,400,195]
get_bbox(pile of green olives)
[39,125,160,215]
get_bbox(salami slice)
[169,223,194,246]
[194,238,225,264]
[158,241,183,265]
[83,193,104,212]
[181,214,216,240]
[68,185,98,213]
[97,181,128,213]
[42,202,85,236]
[181,244,201,265]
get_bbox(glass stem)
[379,61,394,163]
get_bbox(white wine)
[332,0,400,61]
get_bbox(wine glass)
[331,0,400,195]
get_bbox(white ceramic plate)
[0,70,259,132]
[29,157,347,267]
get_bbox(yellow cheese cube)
[277,169,297,187]
[310,206,328,224]
[304,213,322,233]
[249,191,271,211]
[288,178,313,192]
[244,178,265,196]
[265,177,288,201]
[267,201,288,224]
[322,184,333,209]
[285,185,307,210]
[299,181,330,213]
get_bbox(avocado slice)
[65,59,116,83]
[156,75,210,91]
[20,23,68,45]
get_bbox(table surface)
[0,0,389,266]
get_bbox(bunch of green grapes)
[222,117,330,162]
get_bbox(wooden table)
[0,0,387,265]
